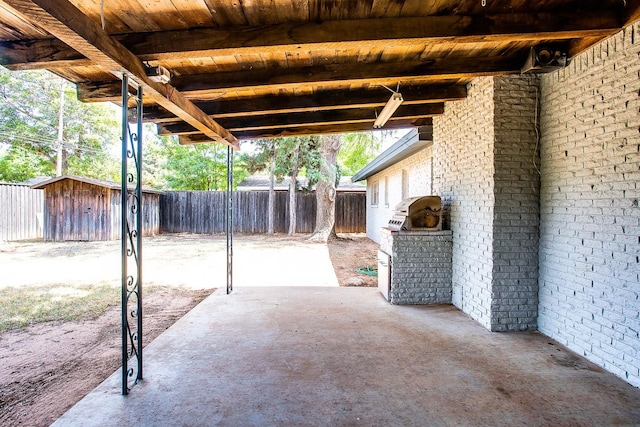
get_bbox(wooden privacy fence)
[0,183,43,242]
[160,191,365,234]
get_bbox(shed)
[31,175,162,241]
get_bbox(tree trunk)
[309,134,341,243]
[61,148,69,175]
[56,79,65,177]
[288,145,300,236]
[267,148,276,234]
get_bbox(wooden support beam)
[172,58,518,97]
[79,83,466,119]
[0,11,622,70]
[158,104,444,135]
[179,120,433,143]
[76,58,516,103]
[2,0,238,149]
[624,0,640,26]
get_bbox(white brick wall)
[366,146,433,243]
[433,77,497,330]
[433,75,540,332]
[538,23,640,388]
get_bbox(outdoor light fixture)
[373,90,403,129]
[145,65,171,84]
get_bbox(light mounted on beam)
[374,87,403,129]
[146,65,171,84]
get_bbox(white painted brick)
[539,22,640,389]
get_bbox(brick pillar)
[433,75,540,332]
[491,75,540,331]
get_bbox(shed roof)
[31,175,164,195]
[352,127,432,182]
[1,1,637,146]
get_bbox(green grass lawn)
[0,283,121,333]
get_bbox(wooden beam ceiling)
[75,58,515,103]
[139,84,466,123]
[1,0,239,149]
[0,12,622,71]
[158,104,444,136]
[1,0,637,142]
[180,119,434,143]
[625,0,640,26]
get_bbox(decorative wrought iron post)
[226,145,233,294]
[121,75,143,395]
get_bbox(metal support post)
[226,146,233,294]
[121,76,143,395]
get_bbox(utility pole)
[56,79,64,176]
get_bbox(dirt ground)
[0,233,378,427]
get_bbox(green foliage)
[140,127,170,189]
[0,146,54,181]
[231,151,250,189]
[337,132,380,176]
[241,139,277,175]
[163,136,247,190]
[0,69,119,182]
[242,136,321,189]
[274,136,321,187]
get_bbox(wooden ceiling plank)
[624,0,640,26]
[171,0,215,28]
[2,0,238,149]
[201,0,248,26]
[0,12,623,70]
[0,38,92,70]
[77,81,467,109]
[164,57,522,96]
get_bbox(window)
[371,181,379,206]
[402,170,408,199]
[384,177,389,207]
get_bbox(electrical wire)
[0,130,108,155]
[533,85,541,176]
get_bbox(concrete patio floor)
[53,287,640,427]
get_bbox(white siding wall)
[366,146,433,243]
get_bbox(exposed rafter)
[158,104,444,136]
[180,119,434,143]
[0,12,622,70]
[80,83,467,117]
[1,0,239,149]
[625,0,640,26]
[0,0,636,141]
[74,58,515,104]
[150,57,521,94]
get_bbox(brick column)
[433,75,540,331]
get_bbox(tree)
[163,137,246,191]
[308,134,342,242]
[338,131,381,176]
[0,69,120,182]
[243,139,279,233]
[275,136,320,235]
[0,146,53,181]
